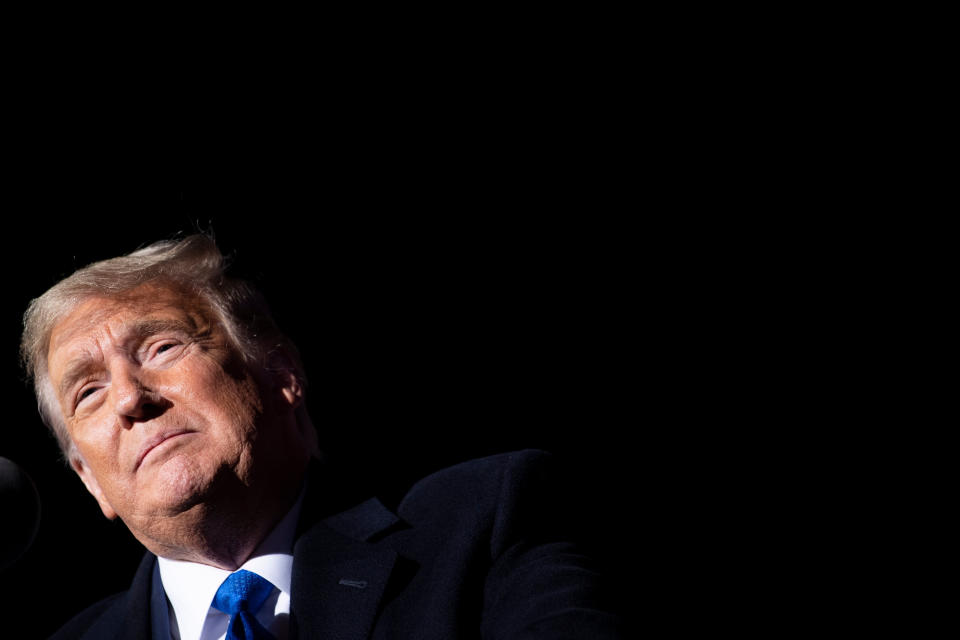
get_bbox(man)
[21,234,622,639]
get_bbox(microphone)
[0,457,41,571]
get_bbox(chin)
[147,456,219,515]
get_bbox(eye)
[76,385,101,408]
[150,341,181,358]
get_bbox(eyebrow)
[57,357,101,404]
[55,317,200,402]
[127,318,197,342]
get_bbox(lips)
[135,430,195,470]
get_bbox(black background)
[0,148,641,634]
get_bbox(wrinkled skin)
[47,282,311,569]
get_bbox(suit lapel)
[289,460,403,640]
[122,553,155,640]
[290,520,398,640]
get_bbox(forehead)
[48,283,212,358]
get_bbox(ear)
[266,347,304,410]
[70,454,118,520]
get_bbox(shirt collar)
[157,487,304,640]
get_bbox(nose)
[111,361,168,424]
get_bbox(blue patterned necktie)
[212,569,278,640]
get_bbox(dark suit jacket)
[50,449,623,639]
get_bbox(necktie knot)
[213,570,277,640]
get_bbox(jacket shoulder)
[48,551,157,640]
[396,449,561,535]
[48,593,125,640]
[400,449,553,503]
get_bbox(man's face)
[46,282,296,537]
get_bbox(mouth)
[135,430,195,470]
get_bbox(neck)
[133,463,307,570]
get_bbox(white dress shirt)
[157,489,304,640]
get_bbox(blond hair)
[20,234,305,459]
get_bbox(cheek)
[181,363,264,436]
[71,418,120,468]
